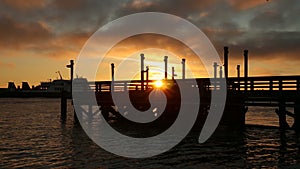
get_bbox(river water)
[1,98,300,168]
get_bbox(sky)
[0,0,299,87]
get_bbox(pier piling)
[244,50,248,91]
[111,63,115,92]
[61,90,67,122]
[293,99,300,132]
[182,58,186,79]
[276,100,289,131]
[172,67,177,80]
[164,56,168,80]
[213,62,218,78]
[224,47,229,79]
[237,65,240,91]
[141,54,145,91]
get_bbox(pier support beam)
[74,110,79,124]
[276,100,289,131]
[66,60,74,92]
[141,54,145,91]
[220,93,246,131]
[213,62,218,78]
[293,99,300,132]
[243,106,248,129]
[182,58,186,79]
[66,60,75,123]
[146,66,149,89]
[237,65,240,91]
[244,50,248,91]
[172,67,177,80]
[111,63,115,92]
[219,66,223,79]
[224,46,229,79]
[61,90,67,123]
[164,56,168,80]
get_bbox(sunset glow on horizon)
[0,0,299,88]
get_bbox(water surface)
[1,98,300,168]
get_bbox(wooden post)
[61,90,67,122]
[95,83,99,92]
[172,67,177,80]
[66,60,74,92]
[250,80,254,91]
[276,100,289,131]
[244,50,248,91]
[213,63,218,90]
[279,79,283,91]
[66,60,74,123]
[224,46,229,79]
[293,99,300,132]
[74,110,79,124]
[141,54,145,91]
[164,56,168,80]
[99,83,102,92]
[213,62,218,78]
[270,80,273,91]
[111,63,115,92]
[146,66,149,89]
[243,106,248,129]
[124,82,128,92]
[182,58,186,79]
[237,65,240,91]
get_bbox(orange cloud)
[95,33,209,81]
[38,32,90,59]
[0,61,15,68]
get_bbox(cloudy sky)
[0,0,299,87]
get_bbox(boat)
[0,79,71,98]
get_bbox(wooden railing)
[228,76,300,91]
[83,75,300,93]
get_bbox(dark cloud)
[46,0,115,33]
[0,0,299,63]
[1,0,46,11]
[237,31,300,59]
[250,10,286,30]
[228,0,268,10]
[51,0,85,10]
[118,0,217,18]
[0,14,91,59]
[208,31,300,62]
[0,15,52,49]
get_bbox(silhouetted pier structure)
[64,47,300,133]
[71,75,300,133]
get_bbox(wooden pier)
[61,47,300,134]
[71,75,300,133]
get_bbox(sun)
[154,80,163,88]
